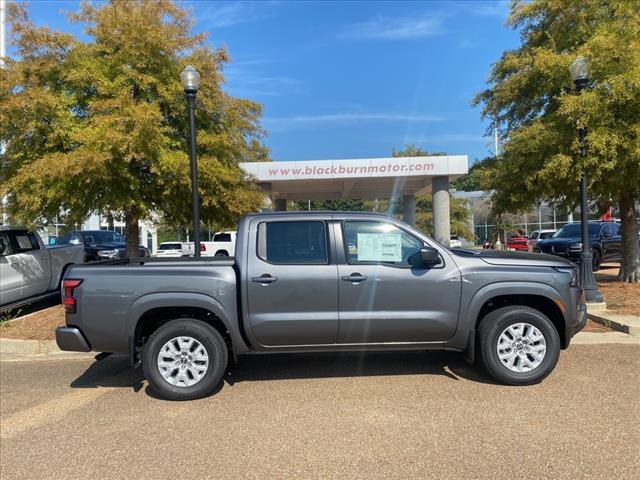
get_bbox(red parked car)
[506,235,529,251]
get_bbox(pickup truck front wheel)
[478,306,560,385]
[142,319,228,400]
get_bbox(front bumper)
[55,326,91,352]
[565,287,587,345]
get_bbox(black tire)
[478,306,560,385]
[214,250,228,257]
[591,248,602,271]
[142,318,228,400]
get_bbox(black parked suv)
[534,221,621,271]
[56,230,150,262]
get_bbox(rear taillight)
[62,279,83,314]
[200,244,206,252]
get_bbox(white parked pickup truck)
[0,226,85,311]
[181,231,237,257]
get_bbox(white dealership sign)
[241,156,468,182]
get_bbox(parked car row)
[1,226,151,311]
[55,230,150,261]
[480,221,630,272]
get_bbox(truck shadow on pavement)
[69,350,497,399]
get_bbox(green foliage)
[0,0,267,254]
[473,0,640,281]
[451,157,493,192]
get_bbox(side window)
[9,230,40,253]
[257,221,327,264]
[0,232,12,256]
[343,221,424,267]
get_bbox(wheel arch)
[128,293,248,363]
[456,282,569,350]
[474,294,567,348]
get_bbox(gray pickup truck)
[56,212,586,400]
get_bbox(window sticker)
[16,235,33,250]
[357,233,402,262]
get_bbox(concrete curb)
[572,331,640,345]
[0,338,93,362]
[588,311,640,337]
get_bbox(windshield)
[160,243,182,250]
[552,224,600,238]
[81,231,124,244]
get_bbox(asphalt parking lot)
[1,345,639,479]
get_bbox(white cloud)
[461,1,510,18]
[340,14,444,40]
[197,1,276,29]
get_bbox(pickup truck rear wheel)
[142,319,228,400]
[478,306,560,385]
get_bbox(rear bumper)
[55,326,91,352]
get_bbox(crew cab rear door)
[246,219,339,346]
[336,220,461,343]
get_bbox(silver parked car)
[0,227,84,310]
[529,229,556,251]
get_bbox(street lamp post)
[569,55,603,303]
[181,65,202,258]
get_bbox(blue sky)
[23,1,520,164]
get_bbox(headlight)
[569,242,582,250]
[97,249,119,259]
[554,267,578,286]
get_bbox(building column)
[432,176,450,246]
[402,194,416,227]
[273,198,287,211]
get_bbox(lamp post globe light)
[181,65,202,257]
[569,55,603,303]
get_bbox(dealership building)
[241,155,469,245]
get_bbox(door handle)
[341,273,367,282]
[252,274,278,284]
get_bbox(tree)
[0,0,267,256]
[473,0,640,282]
[392,145,474,240]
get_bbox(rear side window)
[9,230,40,253]
[213,233,232,242]
[257,221,327,264]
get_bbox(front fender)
[127,292,248,355]
[446,281,565,350]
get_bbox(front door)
[246,220,339,346]
[337,220,461,343]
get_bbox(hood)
[537,237,581,246]
[85,242,125,251]
[452,249,573,267]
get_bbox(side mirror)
[420,246,440,266]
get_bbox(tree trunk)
[124,208,140,259]
[618,191,640,283]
